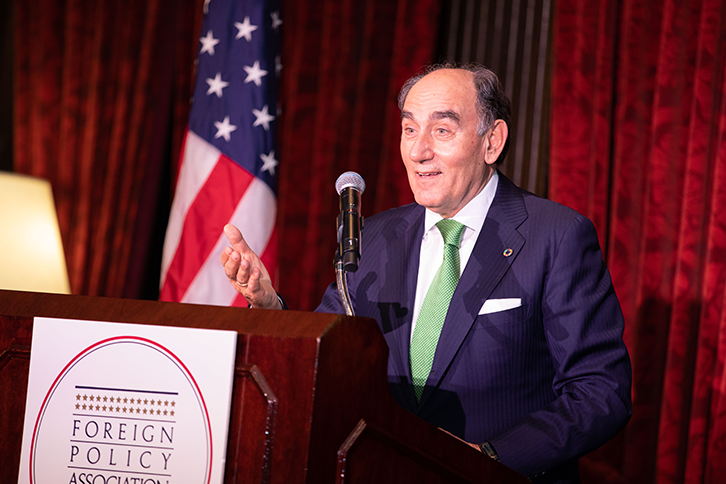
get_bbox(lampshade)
[0,172,71,294]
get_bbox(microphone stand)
[334,251,355,317]
[334,205,358,317]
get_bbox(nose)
[408,131,434,163]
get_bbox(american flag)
[160,0,281,306]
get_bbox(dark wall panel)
[437,0,553,197]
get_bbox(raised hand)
[221,224,281,309]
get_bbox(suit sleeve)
[316,282,347,314]
[488,215,632,478]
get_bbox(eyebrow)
[400,110,461,124]
[430,110,460,123]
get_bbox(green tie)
[410,219,466,401]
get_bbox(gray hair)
[397,63,511,163]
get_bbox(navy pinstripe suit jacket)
[316,173,632,483]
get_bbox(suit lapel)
[420,173,529,405]
[381,205,424,409]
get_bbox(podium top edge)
[0,289,372,340]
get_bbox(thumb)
[224,224,253,255]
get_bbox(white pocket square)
[479,298,522,315]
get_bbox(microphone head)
[335,171,366,195]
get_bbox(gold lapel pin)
[503,248,513,257]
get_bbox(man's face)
[400,69,496,218]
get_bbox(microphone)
[335,171,365,272]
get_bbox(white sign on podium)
[17,317,238,484]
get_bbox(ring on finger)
[235,280,248,287]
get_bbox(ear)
[483,120,508,165]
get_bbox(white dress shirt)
[410,171,499,340]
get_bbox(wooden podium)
[0,289,528,484]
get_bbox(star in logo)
[206,72,229,98]
[252,105,275,131]
[243,61,268,87]
[260,151,278,175]
[214,116,238,141]
[234,16,258,42]
[271,11,283,30]
[199,30,220,55]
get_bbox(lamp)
[0,172,71,294]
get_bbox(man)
[221,64,632,483]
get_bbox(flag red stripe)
[161,155,254,301]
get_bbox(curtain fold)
[13,0,441,307]
[13,0,200,297]
[277,0,442,310]
[15,0,726,481]
[551,0,726,482]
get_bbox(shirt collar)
[422,170,499,235]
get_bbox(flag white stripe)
[160,131,222,285]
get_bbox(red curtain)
[276,0,441,310]
[551,0,726,482]
[13,0,201,297]
[16,0,726,481]
[12,0,441,305]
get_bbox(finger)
[220,246,233,266]
[237,270,257,298]
[224,224,253,255]
[244,267,281,309]
[246,266,262,292]
[225,258,252,295]
[223,250,242,282]
[235,258,253,285]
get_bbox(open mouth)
[417,171,441,177]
